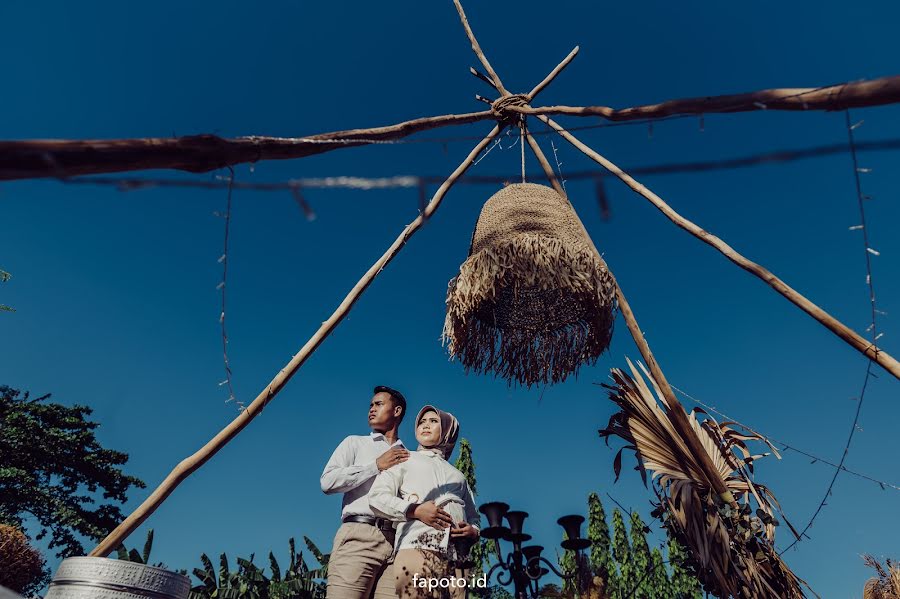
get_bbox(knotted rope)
[491,94,530,121]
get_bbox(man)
[321,386,410,599]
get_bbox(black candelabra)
[477,502,590,599]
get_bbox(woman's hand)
[450,522,479,540]
[408,501,454,530]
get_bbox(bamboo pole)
[88,123,505,557]
[0,110,493,181]
[522,125,736,504]
[538,113,900,382]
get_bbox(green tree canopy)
[0,385,145,556]
[587,492,616,594]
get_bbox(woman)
[369,405,480,599]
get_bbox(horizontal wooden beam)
[0,111,494,181]
[518,74,900,121]
[2,75,898,181]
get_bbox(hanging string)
[779,109,883,553]
[520,117,526,183]
[216,167,239,410]
[549,128,568,195]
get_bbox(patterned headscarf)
[414,404,460,460]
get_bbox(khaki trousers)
[326,522,397,599]
[393,549,467,599]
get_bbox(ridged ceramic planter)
[45,557,190,599]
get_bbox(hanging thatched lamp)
[443,183,616,387]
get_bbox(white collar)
[417,448,444,459]
[370,431,404,447]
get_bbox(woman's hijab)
[414,404,460,459]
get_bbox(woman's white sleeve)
[368,466,414,521]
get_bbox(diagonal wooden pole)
[522,118,735,503]
[88,122,506,557]
[538,113,900,383]
[452,0,509,95]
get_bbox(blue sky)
[2,1,899,596]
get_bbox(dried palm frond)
[863,554,900,599]
[600,358,812,599]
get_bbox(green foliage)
[0,268,13,313]
[454,439,477,496]
[189,537,329,599]
[454,438,489,579]
[587,493,617,595]
[560,535,578,596]
[611,509,633,597]
[553,494,703,599]
[628,512,652,598]
[0,523,49,596]
[667,536,701,599]
[115,529,185,573]
[648,548,671,599]
[0,385,146,557]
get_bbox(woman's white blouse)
[369,449,480,559]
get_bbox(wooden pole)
[527,46,580,100]
[522,123,735,504]
[614,281,736,503]
[515,74,900,121]
[88,123,506,557]
[5,74,899,181]
[539,113,900,383]
[0,111,493,181]
[452,0,509,95]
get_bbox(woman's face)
[416,410,442,446]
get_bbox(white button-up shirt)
[320,432,405,519]
[368,449,479,559]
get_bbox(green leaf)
[142,529,155,564]
[269,551,281,582]
[303,536,326,566]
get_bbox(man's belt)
[342,515,394,531]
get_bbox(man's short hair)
[374,385,406,422]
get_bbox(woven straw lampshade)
[443,183,617,387]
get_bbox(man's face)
[368,392,399,430]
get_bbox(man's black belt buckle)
[343,515,394,531]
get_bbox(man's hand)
[376,447,409,471]
[408,501,454,530]
[450,522,479,540]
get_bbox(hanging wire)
[779,109,882,553]
[60,138,900,197]
[669,385,900,493]
[216,167,239,409]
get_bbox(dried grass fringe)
[443,233,616,387]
